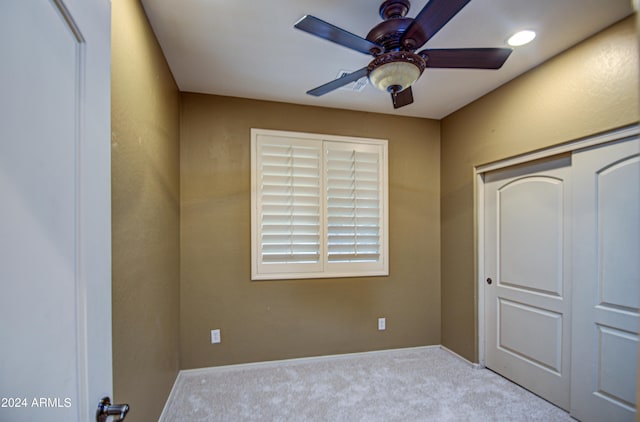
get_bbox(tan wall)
[440,16,639,361]
[180,94,440,368]
[111,0,181,419]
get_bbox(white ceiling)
[140,0,635,119]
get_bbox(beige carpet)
[160,347,573,421]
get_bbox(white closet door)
[570,137,639,422]
[484,156,572,410]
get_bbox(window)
[251,129,388,280]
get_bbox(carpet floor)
[160,347,573,421]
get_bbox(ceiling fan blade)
[401,0,471,50]
[294,15,381,55]
[422,48,512,69]
[307,67,369,97]
[392,87,414,109]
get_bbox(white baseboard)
[440,345,482,369]
[178,345,441,377]
[158,370,182,422]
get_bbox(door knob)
[97,397,129,422]
[486,277,493,285]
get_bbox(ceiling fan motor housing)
[370,0,427,52]
[366,18,414,52]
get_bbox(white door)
[484,156,572,410]
[0,1,113,421]
[570,137,639,422]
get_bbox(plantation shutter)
[256,136,322,273]
[251,129,387,280]
[326,142,382,264]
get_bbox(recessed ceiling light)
[507,30,536,47]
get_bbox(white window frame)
[251,128,389,280]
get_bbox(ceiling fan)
[294,0,512,109]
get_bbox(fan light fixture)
[368,51,426,93]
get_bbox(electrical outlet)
[211,329,221,344]
[378,318,386,331]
